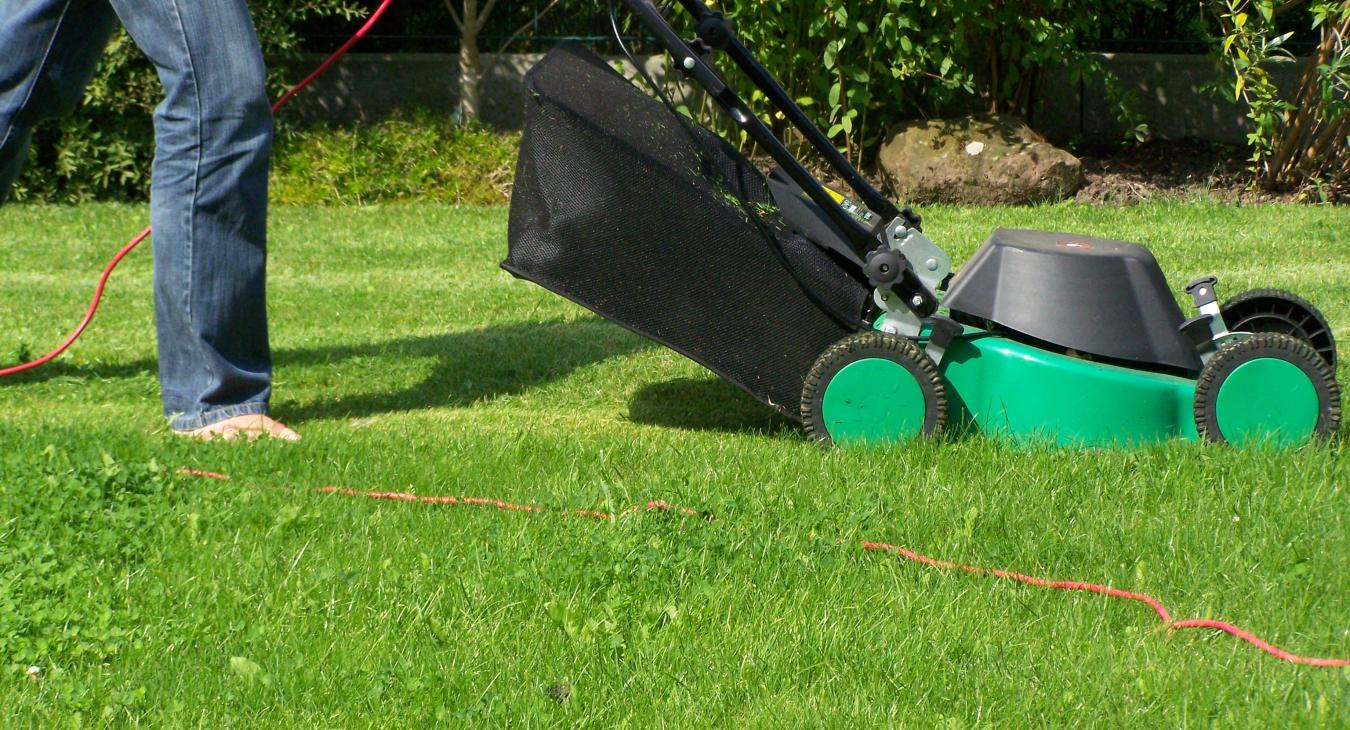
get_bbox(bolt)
[926,258,939,271]
[911,295,925,308]
[683,57,696,70]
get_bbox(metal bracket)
[870,217,951,325]
[884,219,951,295]
[925,315,962,366]
[874,290,923,337]
[1181,275,1230,365]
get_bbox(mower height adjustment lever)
[1178,275,1230,362]
[1185,276,1220,310]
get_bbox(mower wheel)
[1221,288,1337,368]
[1194,333,1341,446]
[801,332,947,445]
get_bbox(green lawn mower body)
[504,0,1342,449]
[826,323,1326,448]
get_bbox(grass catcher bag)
[504,42,868,419]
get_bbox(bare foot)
[175,414,301,442]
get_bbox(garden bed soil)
[787,139,1311,207]
[1069,139,1300,204]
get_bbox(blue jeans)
[0,0,274,430]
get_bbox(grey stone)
[878,114,1083,205]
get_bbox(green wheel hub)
[821,358,926,443]
[802,332,946,445]
[1214,357,1320,447]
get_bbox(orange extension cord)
[179,468,1350,668]
[13,0,1347,671]
[0,0,397,378]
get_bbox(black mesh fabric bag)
[504,42,868,420]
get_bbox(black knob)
[864,249,903,286]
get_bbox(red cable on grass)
[174,469,1350,669]
[860,541,1350,668]
[0,228,149,378]
[0,0,396,379]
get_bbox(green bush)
[10,0,360,203]
[1211,0,1349,195]
[270,114,519,205]
[659,0,1159,163]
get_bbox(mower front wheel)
[1193,333,1341,447]
[801,332,947,445]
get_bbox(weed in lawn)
[0,447,186,685]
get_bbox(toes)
[268,421,302,442]
[178,415,300,442]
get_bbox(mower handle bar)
[617,0,937,318]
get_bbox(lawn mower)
[503,0,1342,448]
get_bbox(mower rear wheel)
[801,332,946,445]
[1221,288,1337,368]
[1193,333,1341,447]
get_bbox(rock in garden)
[878,114,1082,205]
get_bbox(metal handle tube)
[617,0,937,316]
[618,0,876,261]
[672,0,902,223]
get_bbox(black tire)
[1194,333,1341,444]
[1221,288,1337,369]
[800,332,947,444]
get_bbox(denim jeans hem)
[170,401,269,431]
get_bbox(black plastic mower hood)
[944,228,1202,371]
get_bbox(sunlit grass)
[1,202,1347,725]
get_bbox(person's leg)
[0,0,119,203]
[104,0,277,431]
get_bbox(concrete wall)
[279,51,1299,144]
[1034,52,1306,144]
[278,52,680,130]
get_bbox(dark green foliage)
[629,0,1163,163]
[1211,0,1349,196]
[271,114,519,205]
[10,0,360,203]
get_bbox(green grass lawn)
[1,202,1348,726]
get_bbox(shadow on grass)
[627,377,798,435]
[2,318,653,423]
[281,318,652,422]
[0,359,154,383]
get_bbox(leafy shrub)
[644,0,1159,164]
[271,114,518,205]
[0,449,182,674]
[10,0,360,203]
[1211,0,1349,196]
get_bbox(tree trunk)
[458,0,482,122]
